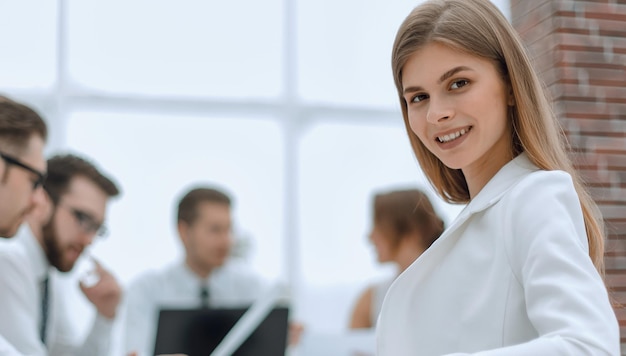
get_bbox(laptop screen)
[153,306,289,356]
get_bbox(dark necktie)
[200,285,210,308]
[40,275,49,344]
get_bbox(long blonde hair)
[391,0,606,274]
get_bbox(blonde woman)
[377,0,620,355]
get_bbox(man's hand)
[80,260,122,319]
[289,322,305,346]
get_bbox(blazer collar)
[435,152,539,244]
[464,152,538,215]
[393,153,540,285]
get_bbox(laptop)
[153,306,290,356]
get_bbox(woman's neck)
[463,150,514,199]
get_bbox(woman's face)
[369,224,396,263]
[401,42,513,178]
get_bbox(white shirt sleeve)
[0,334,24,356]
[0,239,113,356]
[122,275,158,356]
[0,246,47,356]
[47,309,113,356]
[447,171,620,355]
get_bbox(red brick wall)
[511,0,626,349]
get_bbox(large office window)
[297,122,463,330]
[0,0,509,349]
[66,111,285,282]
[0,2,58,90]
[66,0,284,99]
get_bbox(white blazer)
[376,153,620,355]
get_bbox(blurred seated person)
[0,96,47,239]
[0,154,122,355]
[349,188,444,329]
[123,186,276,356]
[0,95,48,355]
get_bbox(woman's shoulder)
[504,167,575,203]
[495,167,583,244]
[502,167,586,247]
[502,153,573,192]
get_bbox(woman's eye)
[411,93,429,103]
[450,79,469,89]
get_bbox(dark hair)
[0,96,48,152]
[373,188,444,249]
[177,187,232,225]
[44,154,120,204]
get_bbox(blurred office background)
[9,0,626,354]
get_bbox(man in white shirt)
[0,154,122,356]
[0,96,47,239]
[0,96,48,355]
[123,186,269,356]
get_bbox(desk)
[291,329,376,356]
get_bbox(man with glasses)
[0,96,48,356]
[0,153,122,356]
[0,96,47,239]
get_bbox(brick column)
[511,0,626,347]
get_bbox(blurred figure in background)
[123,186,270,356]
[0,154,121,355]
[0,96,47,239]
[349,188,444,329]
[0,96,48,355]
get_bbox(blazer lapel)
[401,153,539,277]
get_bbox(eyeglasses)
[59,204,108,237]
[0,151,46,190]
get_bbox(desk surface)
[291,329,376,356]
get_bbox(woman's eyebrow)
[403,66,473,95]
[438,66,472,84]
